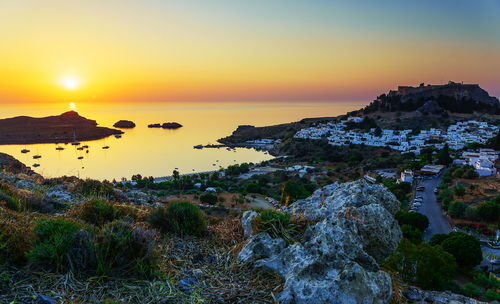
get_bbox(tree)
[172,170,180,180]
[430,232,482,268]
[452,185,465,197]
[395,211,429,232]
[401,225,423,244]
[448,201,467,218]
[437,144,453,165]
[478,196,500,221]
[384,239,457,290]
[200,192,218,205]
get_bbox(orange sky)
[1,1,499,105]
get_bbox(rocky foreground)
[0,111,122,144]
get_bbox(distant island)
[113,120,136,128]
[0,111,123,145]
[148,122,183,129]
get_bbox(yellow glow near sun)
[70,102,76,110]
[60,76,81,90]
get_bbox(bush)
[462,283,481,298]
[80,199,116,226]
[395,212,429,232]
[73,179,121,200]
[0,208,35,265]
[147,201,206,236]
[430,232,482,268]
[485,289,500,301]
[384,239,457,290]
[26,218,79,272]
[280,181,310,205]
[200,192,218,205]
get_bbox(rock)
[113,120,136,128]
[161,122,182,129]
[238,179,402,304]
[124,190,150,206]
[241,210,258,238]
[45,184,74,202]
[404,287,422,301]
[232,125,255,135]
[179,277,197,294]
[36,294,56,304]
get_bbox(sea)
[0,101,365,180]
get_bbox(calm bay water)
[0,101,365,180]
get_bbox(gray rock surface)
[404,286,489,304]
[238,179,402,304]
[241,210,258,238]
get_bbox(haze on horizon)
[1,0,499,105]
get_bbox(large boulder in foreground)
[238,179,402,304]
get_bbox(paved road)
[415,175,452,241]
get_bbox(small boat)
[226,147,231,151]
[77,147,84,151]
[78,156,84,160]
[33,164,40,168]
[56,147,64,151]
[71,141,80,146]
[86,150,89,153]
[82,145,89,149]
[194,145,203,149]
[33,155,41,159]
[21,149,30,153]
[102,146,110,149]
[114,134,122,138]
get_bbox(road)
[415,175,452,241]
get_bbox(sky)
[0,0,499,105]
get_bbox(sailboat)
[56,146,64,151]
[71,131,80,146]
[33,163,40,168]
[33,155,41,159]
[21,149,30,154]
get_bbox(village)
[295,117,499,175]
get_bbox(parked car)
[434,188,439,194]
[417,186,425,191]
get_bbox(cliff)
[0,111,123,144]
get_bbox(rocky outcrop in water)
[113,120,136,128]
[238,179,402,304]
[148,122,183,129]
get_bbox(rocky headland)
[0,111,122,144]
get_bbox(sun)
[69,102,76,110]
[60,76,81,90]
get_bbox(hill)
[0,111,123,144]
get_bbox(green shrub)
[26,218,79,271]
[430,232,482,268]
[462,283,481,298]
[0,210,35,265]
[395,212,429,232]
[73,179,119,199]
[485,289,500,301]
[384,239,457,290]
[200,192,218,205]
[147,202,206,236]
[245,183,261,194]
[80,199,116,226]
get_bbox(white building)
[400,169,414,183]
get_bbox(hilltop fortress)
[388,81,499,106]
